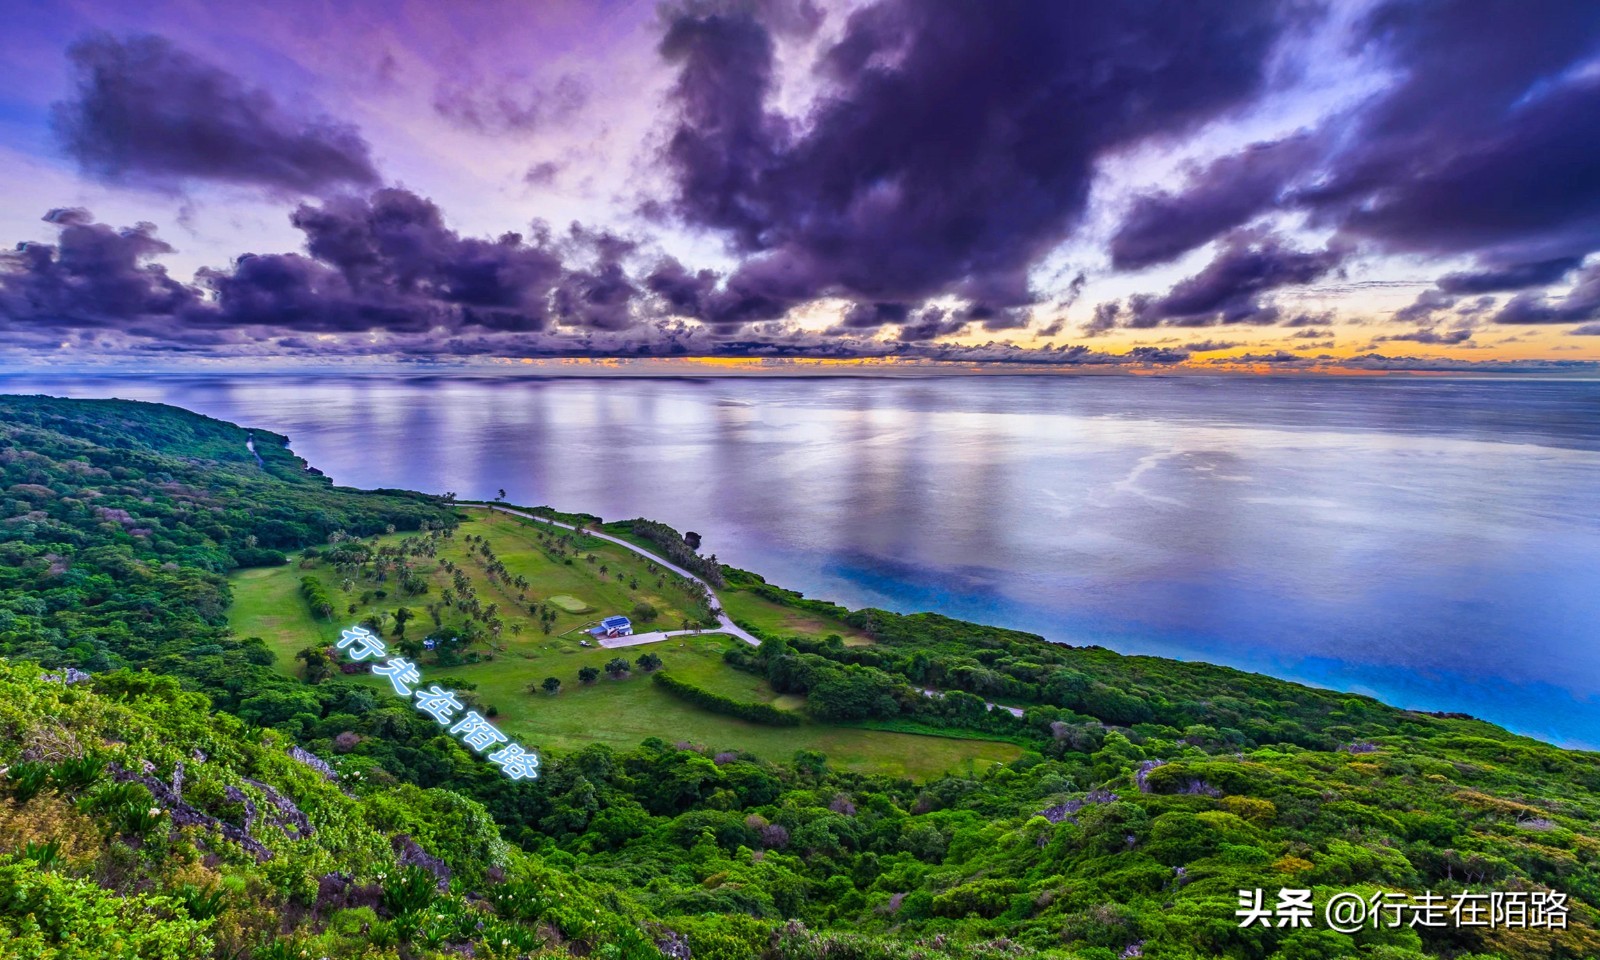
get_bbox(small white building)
[590,615,633,638]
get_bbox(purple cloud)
[1110,134,1323,270]
[1126,232,1343,328]
[1104,2,1600,307]
[53,34,380,195]
[0,208,198,328]
[1492,263,1600,324]
[658,0,1293,322]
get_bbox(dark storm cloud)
[643,256,718,316]
[1082,302,1122,338]
[836,301,911,331]
[193,253,385,333]
[1393,288,1456,325]
[1436,257,1583,295]
[0,192,633,342]
[1311,2,1600,264]
[284,188,570,332]
[896,308,968,343]
[1110,134,1323,271]
[1491,264,1600,325]
[0,198,1188,366]
[1126,232,1343,328]
[0,208,198,328]
[53,34,380,195]
[1104,1,1600,311]
[658,0,1293,323]
[550,229,640,331]
[1396,256,1587,324]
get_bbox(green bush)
[380,865,440,916]
[5,761,51,803]
[652,672,800,726]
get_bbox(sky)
[1,0,1599,374]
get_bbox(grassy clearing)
[343,634,1018,778]
[229,512,711,673]
[719,583,874,647]
[546,595,592,614]
[228,511,1023,778]
[229,563,338,666]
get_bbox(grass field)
[718,582,874,647]
[228,511,1022,778]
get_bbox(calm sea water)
[6,373,1598,747]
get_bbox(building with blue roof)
[590,615,633,638]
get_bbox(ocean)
[6,372,1597,746]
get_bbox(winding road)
[461,503,761,647]
[464,504,1028,717]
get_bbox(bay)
[5,372,1597,746]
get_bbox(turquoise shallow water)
[5,373,1597,746]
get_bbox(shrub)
[5,761,52,803]
[381,865,440,916]
[652,672,800,726]
[300,576,336,619]
[78,781,164,838]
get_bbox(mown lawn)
[229,514,1023,778]
[229,562,340,665]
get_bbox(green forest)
[1,394,1597,959]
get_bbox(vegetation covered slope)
[2,394,1598,960]
[0,661,689,958]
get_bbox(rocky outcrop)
[287,744,338,780]
[109,762,273,861]
[392,833,451,891]
[1038,788,1119,825]
[241,776,314,839]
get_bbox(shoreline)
[455,501,1593,756]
